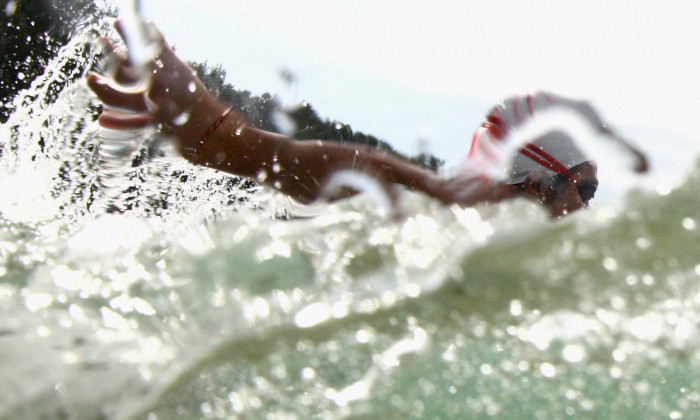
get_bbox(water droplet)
[256,170,268,182]
[295,302,331,328]
[670,410,684,419]
[252,297,270,318]
[635,380,650,395]
[682,217,696,230]
[301,367,316,380]
[610,295,626,310]
[272,163,282,173]
[635,237,651,249]
[272,109,296,135]
[200,402,212,416]
[331,302,349,318]
[171,111,190,126]
[562,344,585,363]
[4,1,18,16]
[215,151,227,164]
[442,344,457,362]
[602,257,618,271]
[509,299,522,316]
[612,348,626,363]
[187,81,197,93]
[580,399,595,411]
[539,362,556,378]
[25,292,53,312]
[355,329,373,343]
[17,72,25,80]
[36,325,51,337]
[656,182,673,196]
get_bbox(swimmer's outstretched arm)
[87,21,511,207]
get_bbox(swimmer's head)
[507,131,598,217]
[508,131,590,184]
[458,124,598,216]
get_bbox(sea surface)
[2,23,700,420]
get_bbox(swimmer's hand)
[87,20,228,153]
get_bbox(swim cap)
[457,92,594,184]
[508,131,589,183]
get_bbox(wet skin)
[87,21,612,218]
[520,161,599,218]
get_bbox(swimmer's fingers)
[96,36,142,85]
[87,73,149,112]
[623,141,649,173]
[96,36,117,56]
[114,19,167,73]
[634,150,649,173]
[97,109,152,130]
[90,69,153,130]
[115,19,166,48]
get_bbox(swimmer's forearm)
[181,106,455,204]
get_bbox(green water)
[3,177,700,419]
[143,176,700,420]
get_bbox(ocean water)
[2,24,700,420]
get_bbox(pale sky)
[136,0,700,178]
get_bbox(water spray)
[95,0,159,213]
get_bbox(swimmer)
[87,21,647,218]
[455,92,648,217]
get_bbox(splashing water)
[117,0,161,72]
[95,1,159,214]
[3,14,700,420]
